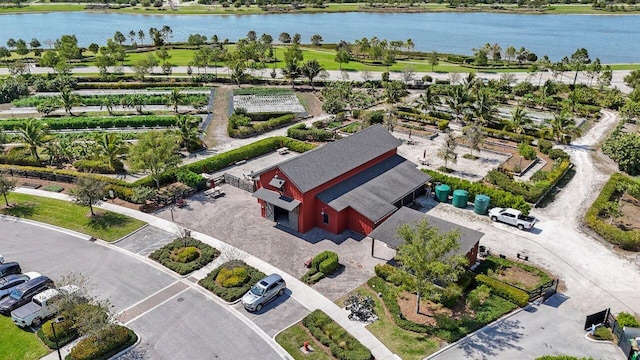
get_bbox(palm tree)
[447,86,471,123]
[472,90,497,126]
[175,115,204,151]
[59,86,82,116]
[416,86,440,114]
[166,89,185,114]
[510,107,532,135]
[94,133,128,170]
[100,97,116,116]
[17,119,51,160]
[543,112,581,144]
[301,59,323,90]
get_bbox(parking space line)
[117,281,188,324]
[123,286,191,326]
[135,233,176,255]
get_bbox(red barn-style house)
[252,125,432,235]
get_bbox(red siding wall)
[466,242,479,267]
[256,148,398,234]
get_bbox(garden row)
[0,115,179,131]
[227,111,297,138]
[12,93,208,108]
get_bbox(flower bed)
[232,88,305,114]
[302,310,372,360]
[198,260,265,302]
[149,237,219,275]
[69,324,137,360]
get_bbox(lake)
[1,11,639,63]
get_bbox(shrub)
[538,139,553,154]
[302,310,372,360]
[548,148,570,160]
[69,325,136,360]
[422,74,433,83]
[310,251,339,273]
[617,312,640,328]
[467,284,491,310]
[287,123,335,142]
[592,326,614,341]
[518,142,537,160]
[475,274,529,307]
[199,260,266,302]
[39,319,76,349]
[73,159,116,174]
[149,238,219,275]
[171,246,199,263]
[301,251,339,284]
[176,169,205,189]
[319,255,339,274]
[228,113,297,138]
[438,120,449,130]
[216,267,249,288]
[0,115,178,131]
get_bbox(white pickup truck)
[488,207,537,230]
[11,285,78,327]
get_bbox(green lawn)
[0,316,49,360]
[2,193,145,242]
[275,323,334,360]
[338,285,439,360]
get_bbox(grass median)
[0,316,49,360]
[2,193,145,242]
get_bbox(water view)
[1,11,639,62]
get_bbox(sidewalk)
[16,188,400,360]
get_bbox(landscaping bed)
[301,309,372,360]
[69,324,137,360]
[198,260,266,302]
[475,255,553,291]
[149,237,219,275]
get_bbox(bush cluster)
[537,139,553,154]
[176,169,205,189]
[287,123,336,142]
[518,142,537,160]
[424,169,532,214]
[616,312,640,328]
[12,93,208,107]
[475,274,529,307]
[593,326,614,341]
[73,159,117,174]
[199,260,266,302]
[38,319,77,349]
[302,310,372,360]
[149,238,219,275]
[584,173,640,251]
[476,256,552,289]
[301,251,339,285]
[69,325,136,360]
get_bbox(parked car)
[0,272,41,299]
[242,274,287,312]
[0,262,22,279]
[488,207,537,230]
[0,276,54,315]
[12,285,79,327]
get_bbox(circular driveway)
[0,218,283,360]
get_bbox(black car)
[0,276,54,315]
[0,262,22,279]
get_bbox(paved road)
[0,218,283,360]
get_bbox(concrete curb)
[0,214,92,241]
[110,223,149,245]
[108,328,142,360]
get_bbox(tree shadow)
[458,317,525,359]
[2,202,36,218]
[88,212,130,229]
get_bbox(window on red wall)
[323,213,329,224]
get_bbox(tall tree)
[59,86,82,116]
[395,219,468,314]
[0,174,16,207]
[544,112,581,144]
[17,119,51,160]
[569,48,590,87]
[137,29,145,46]
[464,124,483,156]
[447,86,471,123]
[94,133,128,170]
[165,88,185,113]
[416,86,440,113]
[310,34,323,46]
[113,31,126,46]
[301,59,323,89]
[128,131,181,189]
[70,177,107,217]
[334,49,350,72]
[510,107,532,135]
[278,32,291,44]
[282,44,303,88]
[174,114,204,151]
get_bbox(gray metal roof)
[274,124,403,193]
[252,188,301,211]
[316,155,431,223]
[368,206,484,256]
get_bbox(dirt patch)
[295,90,323,116]
[203,85,232,148]
[396,291,467,326]
[615,193,640,231]
[492,266,542,290]
[3,176,76,194]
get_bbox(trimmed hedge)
[287,123,336,142]
[73,159,117,174]
[424,169,532,214]
[302,309,372,360]
[12,93,208,107]
[228,113,296,138]
[198,260,266,302]
[69,325,137,360]
[301,250,339,285]
[149,237,219,275]
[0,115,178,131]
[37,319,78,349]
[233,87,294,96]
[584,173,640,251]
[176,169,206,189]
[475,274,529,307]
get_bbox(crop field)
[232,90,306,114]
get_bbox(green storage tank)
[435,184,450,203]
[452,189,469,208]
[474,194,491,215]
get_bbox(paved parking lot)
[115,225,175,257]
[0,218,283,360]
[429,294,622,360]
[232,289,310,337]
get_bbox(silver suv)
[242,274,286,312]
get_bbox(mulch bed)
[396,291,469,326]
